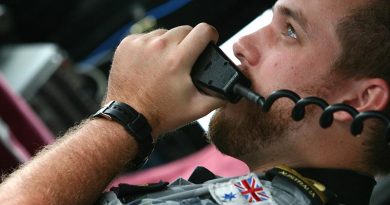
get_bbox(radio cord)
[233,83,390,145]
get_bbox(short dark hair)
[334,0,390,175]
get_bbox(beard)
[207,83,332,166]
[208,99,298,160]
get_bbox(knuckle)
[119,36,132,46]
[165,53,183,70]
[121,34,139,43]
[198,22,210,28]
[152,28,168,34]
[149,37,168,50]
[197,23,218,41]
[120,34,143,48]
[198,23,216,34]
[179,25,193,31]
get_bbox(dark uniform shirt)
[96,166,376,205]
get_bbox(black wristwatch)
[92,100,154,169]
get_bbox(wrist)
[92,101,155,169]
[103,97,161,138]
[88,118,138,149]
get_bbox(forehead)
[273,0,370,47]
[275,0,368,25]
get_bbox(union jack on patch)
[234,174,270,203]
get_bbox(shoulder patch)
[209,173,275,205]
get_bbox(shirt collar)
[296,168,376,205]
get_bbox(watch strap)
[93,101,154,169]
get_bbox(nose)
[233,32,261,67]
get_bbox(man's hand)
[105,23,225,137]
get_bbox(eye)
[284,24,298,39]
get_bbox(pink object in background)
[0,74,54,171]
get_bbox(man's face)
[208,0,365,167]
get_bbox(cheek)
[252,55,323,97]
[251,55,303,94]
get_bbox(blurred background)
[0,0,274,173]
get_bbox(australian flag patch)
[234,174,271,203]
[209,173,274,205]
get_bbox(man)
[0,0,389,204]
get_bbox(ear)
[333,78,389,122]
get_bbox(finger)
[178,23,219,69]
[144,28,168,38]
[122,33,142,42]
[161,25,193,43]
[121,29,166,44]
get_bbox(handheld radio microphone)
[191,43,264,105]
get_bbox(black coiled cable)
[233,84,390,145]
